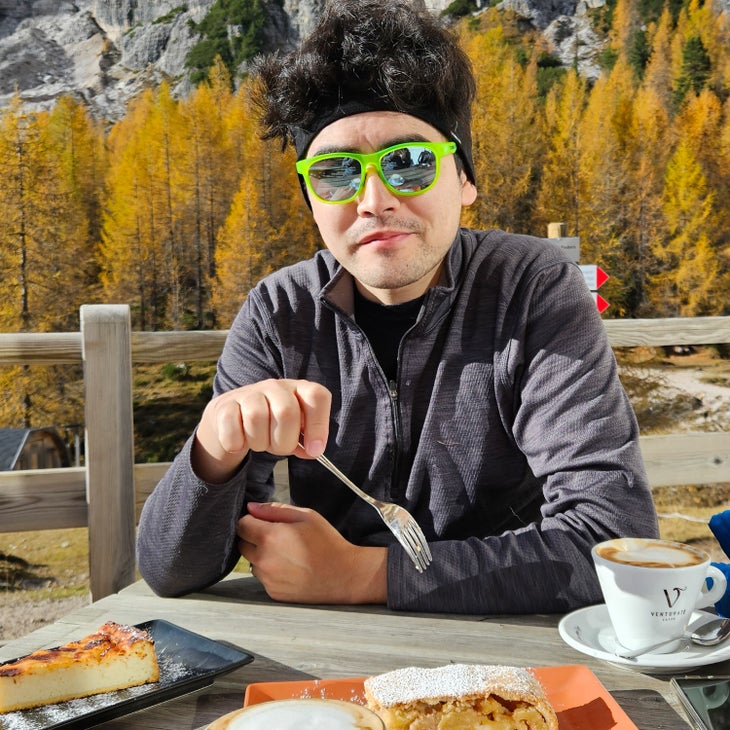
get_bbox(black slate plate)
[0,619,254,730]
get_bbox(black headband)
[291,98,475,185]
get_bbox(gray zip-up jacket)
[137,228,658,613]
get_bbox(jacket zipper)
[388,379,402,496]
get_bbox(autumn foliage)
[0,0,728,343]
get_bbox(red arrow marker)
[593,293,610,313]
[579,265,610,290]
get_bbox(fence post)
[81,304,136,600]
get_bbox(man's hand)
[192,379,331,483]
[238,502,387,605]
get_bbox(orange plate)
[243,665,638,729]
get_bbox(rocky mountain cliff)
[0,0,609,120]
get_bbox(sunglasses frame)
[295,141,457,204]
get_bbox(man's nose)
[356,164,399,214]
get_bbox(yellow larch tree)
[624,84,672,315]
[534,69,587,236]
[609,0,641,65]
[179,60,239,328]
[643,6,675,114]
[676,88,725,204]
[649,139,720,316]
[674,88,729,296]
[213,80,319,324]
[577,58,638,314]
[100,89,166,330]
[461,26,543,233]
[0,96,99,428]
[145,83,192,329]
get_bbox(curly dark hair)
[251,0,476,179]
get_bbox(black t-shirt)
[353,287,423,382]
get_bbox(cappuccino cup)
[207,698,385,729]
[592,537,727,653]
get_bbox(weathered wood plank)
[0,332,82,364]
[81,305,136,600]
[1,434,726,536]
[604,316,730,347]
[0,467,87,532]
[639,432,730,487]
[130,331,228,363]
[2,318,728,366]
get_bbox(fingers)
[198,379,331,463]
[296,382,330,458]
[238,503,315,565]
[247,501,311,524]
[236,506,388,604]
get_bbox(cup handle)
[696,565,728,608]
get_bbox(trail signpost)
[579,264,610,313]
[547,223,610,313]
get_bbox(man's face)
[305,112,477,305]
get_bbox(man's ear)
[461,175,477,206]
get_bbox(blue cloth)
[709,510,730,617]
[712,562,730,618]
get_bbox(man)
[137,0,658,614]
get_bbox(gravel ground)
[1,593,90,646]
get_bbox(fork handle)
[314,454,377,506]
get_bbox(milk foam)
[595,539,706,568]
[613,545,698,566]
[222,699,381,729]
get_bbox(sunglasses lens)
[381,145,437,193]
[300,142,453,203]
[307,157,362,202]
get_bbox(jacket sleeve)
[387,259,659,614]
[136,294,284,597]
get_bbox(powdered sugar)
[363,663,542,707]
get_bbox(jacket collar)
[319,229,471,326]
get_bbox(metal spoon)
[616,617,730,659]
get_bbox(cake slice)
[364,663,558,730]
[0,621,159,714]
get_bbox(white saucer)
[558,604,730,674]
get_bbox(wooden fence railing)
[1,305,729,600]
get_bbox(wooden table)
[0,574,714,729]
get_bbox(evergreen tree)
[675,35,712,105]
[186,0,268,84]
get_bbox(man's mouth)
[357,230,412,246]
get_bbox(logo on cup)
[663,585,687,608]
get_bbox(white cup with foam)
[207,698,385,730]
[592,537,727,653]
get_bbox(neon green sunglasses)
[295,141,457,204]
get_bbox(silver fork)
[301,443,432,572]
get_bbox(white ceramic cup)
[207,698,385,730]
[592,537,727,653]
